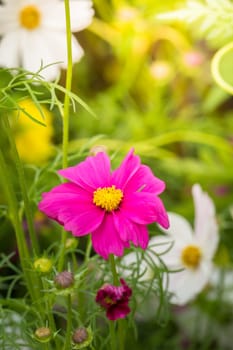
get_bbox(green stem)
[58,0,74,271]
[109,255,125,350]
[63,294,72,350]
[2,115,39,255]
[0,149,36,300]
[57,230,67,272]
[118,320,125,350]
[109,321,117,350]
[84,235,92,264]
[43,343,50,350]
[62,0,73,169]
[109,254,119,286]
[41,278,60,349]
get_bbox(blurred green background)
[0,0,233,349]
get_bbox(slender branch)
[2,115,39,255]
[58,0,73,271]
[63,294,72,350]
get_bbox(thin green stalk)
[58,230,68,272]
[2,115,39,255]
[43,342,50,350]
[109,254,119,286]
[109,321,117,350]
[0,149,36,300]
[62,0,73,169]
[118,319,125,350]
[109,255,125,350]
[58,0,74,271]
[84,235,92,264]
[63,294,72,350]
[41,278,60,349]
[71,251,79,271]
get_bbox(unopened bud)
[54,271,74,289]
[72,327,88,344]
[65,238,78,250]
[34,327,52,343]
[33,257,52,274]
[72,327,93,349]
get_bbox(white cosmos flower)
[150,184,219,305]
[121,184,219,305]
[0,0,94,81]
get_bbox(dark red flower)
[95,279,132,321]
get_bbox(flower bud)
[65,237,78,250]
[72,327,93,349]
[72,327,88,344]
[54,271,74,289]
[33,257,52,274]
[34,327,52,343]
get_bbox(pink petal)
[39,182,104,235]
[39,183,85,221]
[58,202,105,236]
[124,164,166,195]
[113,212,149,249]
[121,193,169,228]
[58,152,111,191]
[111,149,140,190]
[91,214,127,259]
[107,304,131,320]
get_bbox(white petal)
[167,261,212,305]
[69,0,94,32]
[0,6,19,34]
[159,212,193,243]
[192,184,219,259]
[41,0,94,32]
[62,35,84,67]
[18,29,83,80]
[19,30,60,80]
[0,32,20,67]
[148,236,184,270]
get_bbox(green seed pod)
[34,327,52,343]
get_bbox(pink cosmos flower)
[95,279,132,320]
[38,149,169,259]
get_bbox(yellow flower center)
[93,185,123,212]
[104,296,116,305]
[181,245,202,269]
[19,5,41,30]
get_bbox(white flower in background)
[0,0,94,81]
[151,184,219,305]
[121,184,219,305]
[156,0,233,47]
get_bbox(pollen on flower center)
[19,5,41,30]
[93,185,123,212]
[104,296,116,306]
[181,245,202,269]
